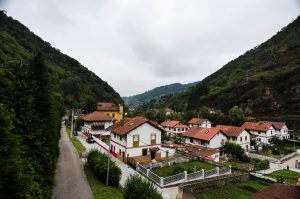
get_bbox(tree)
[221,142,247,162]
[228,106,244,125]
[123,175,163,199]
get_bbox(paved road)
[52,125,94,199]
[77,131,178,199]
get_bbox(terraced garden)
[267,169,299,185]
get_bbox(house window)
[142,148,147,156]
[113,113,115,118]
[119,149,121,155]
[245,136,247,141]
[240,137,242,142]
[190,137,194,143]
[114,133,116,138]
[151,134,156,145]
[120,135,122,141]
[133,135,139,147]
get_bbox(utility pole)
[106,118,114,186]
[70,109,74,139]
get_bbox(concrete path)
[52,125,94,199]
[77,131,178,199]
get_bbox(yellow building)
[96,102,124,121]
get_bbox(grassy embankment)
[66,127,86,156]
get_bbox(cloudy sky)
[1,0,300,96]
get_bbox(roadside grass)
[66,127,86,156]
[197,180,269,199]
[267,169,299,185]
[151,161,216,177]
[84,165,123,199]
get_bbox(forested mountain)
[0,11,122,109]
[143,16,300,120]
[123,82,198,109]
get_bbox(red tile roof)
[260,121,286,130]
[216,125,245,138]
[185,144,219,158]
[82,111,113,122]
[112,116,162,135]
[250,184,300,199]
[187,118,208,125]
[161,120,181,128]
[96,102,120,111]
[183,127,225,141]
[242,122,274,132]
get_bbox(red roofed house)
[110,116,172,163]
[161,120,189,136]
[183,127,228,149]
[185,144,220,162]
[188,118,212,128]
[81,111,113,137]
[242,122,276,144]
[96,102,124,121]
[216,125,251,152]
[260,121,289,140]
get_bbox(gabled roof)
[242,122,274,132]
[260,121,286,130]
[216,125,247,138]
[183,127,225,141]
[82,111,113,122]
[161,120,181,128]
[187,118,209,125]
[96,102,120,111]
[112,116,162,135]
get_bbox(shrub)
[87,149,121,187]
[254,160,269,170]
[123,174,163,199]
[172,165,185,175]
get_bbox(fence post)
[201,169,204,179]
[136,162,139,171]
[229,165,232,174]
[147,169,150,176]
[160,177,164,187]
[216,167,219,176]
[160,162,163,168]
[184,171,188,182]
[150,163,152,170]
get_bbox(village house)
[242,122,276,145]
[183,127,228,149]
[185,144,220,162]
[187,118,212,128]
[164,107,174,116]
[96,102,124,121]
[216,125,251,152]
[81,111,113,137]
[160,120,189,136]
[260,121,289,140]
[110,116,173,163]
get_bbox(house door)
[151,151,156,160]
[122,152,125,162]
[246,145,249,152]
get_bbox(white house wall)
[236,130,250,151]
[208,132,228,148]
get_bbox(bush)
[123,174,163,199]
[253,160,269,170]
[87,149,121,187]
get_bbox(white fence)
[246,152,279,163]
[136,163,231,187]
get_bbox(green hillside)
[123,82,198,109]
[0,11,122,109]
[144,16,300,119]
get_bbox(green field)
[151,161,216,177]
[66,127,86,156]
[84,165,123,199]
[197,180,269,199]
[267,169,299,185]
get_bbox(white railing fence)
[246,152,279,163]
[136,163,231,187]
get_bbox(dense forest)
[142,16,300,120]
[0,11,122,109]
[0,54,63,198]
[123,82,198,109]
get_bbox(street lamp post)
[70,109,74,139]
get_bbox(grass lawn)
[84,165,123,199]
[66,127,86,156]
[151,161,216,177]
[267,169,300,185]
[197,180,269,199]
